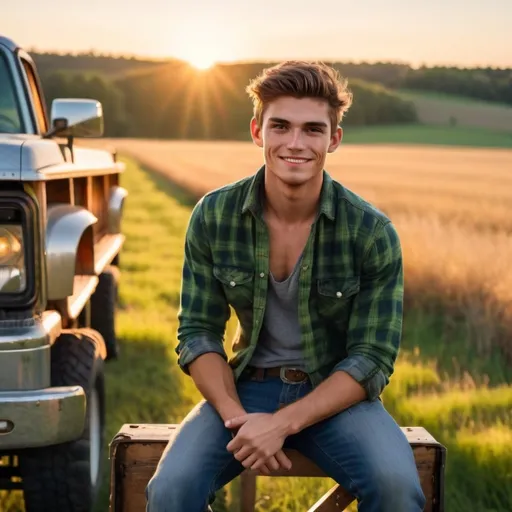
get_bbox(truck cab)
[0,35,126,512]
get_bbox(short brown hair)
[246,60,353,134]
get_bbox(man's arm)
[274,220,404,434]
[176,199,242,422]
[177,199,292,473]
[188,353,246,422]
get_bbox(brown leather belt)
[243,365,309,383]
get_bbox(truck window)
[21,58,48,133]
[0,51,23,133]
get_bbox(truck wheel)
[19,330,106,512]
[90,265,119,360]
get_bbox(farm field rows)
[83,141,512,512]
[396,89,512,132]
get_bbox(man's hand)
[225,413,293,473]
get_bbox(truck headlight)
[0,191,39,309]
[0,225,26,293]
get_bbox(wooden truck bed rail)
[109,423,446,512]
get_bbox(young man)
[146,61,425,512]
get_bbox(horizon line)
[25,45,512,71]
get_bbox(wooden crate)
[109,423,446,512]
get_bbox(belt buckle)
[280,367,307,384]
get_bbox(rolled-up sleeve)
[176,198,231,375]
[330,220,404,401]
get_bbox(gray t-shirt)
[250,254,305,369]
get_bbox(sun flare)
[170,22,237,71]
[188,55,216,70]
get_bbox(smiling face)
[250,96,342,189]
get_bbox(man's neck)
[263,172,322,225]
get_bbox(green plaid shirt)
[176,166,404,401]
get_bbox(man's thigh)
[148,377,284,497]
[148,399,238,498]
[290,399,424,509]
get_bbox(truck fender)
[46,204,97,300]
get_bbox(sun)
[169,19,240,71]
[188,55,216,70]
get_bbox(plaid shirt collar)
[241,165,336,222]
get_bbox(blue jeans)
[146,374,426,512]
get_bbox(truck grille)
[0,308,34,322]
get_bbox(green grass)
[92,159,212,510]
[341,124,512,148]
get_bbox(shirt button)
[229,281,236,287]
[259,272,265,278]
[336,291,343,298]
[302,265,309,270]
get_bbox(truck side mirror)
[49,99,104,138]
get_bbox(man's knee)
[145,471,180,511]
[145,465,208,511]
[366,466,426,511]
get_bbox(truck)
[0,35,127,511]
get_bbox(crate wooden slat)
[109,423,446,512]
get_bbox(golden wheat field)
[99,139,512,361]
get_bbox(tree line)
[330,62,512,105]
[39,62,421,139]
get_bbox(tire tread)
[19,330,106,512]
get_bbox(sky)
[3,0,512,69]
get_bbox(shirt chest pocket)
[213,266,255,311]
[316,276,360,323]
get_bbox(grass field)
[400,89,512,108]
[341,124,512,148]
[84,143,512,512]
[396,89,512,133]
